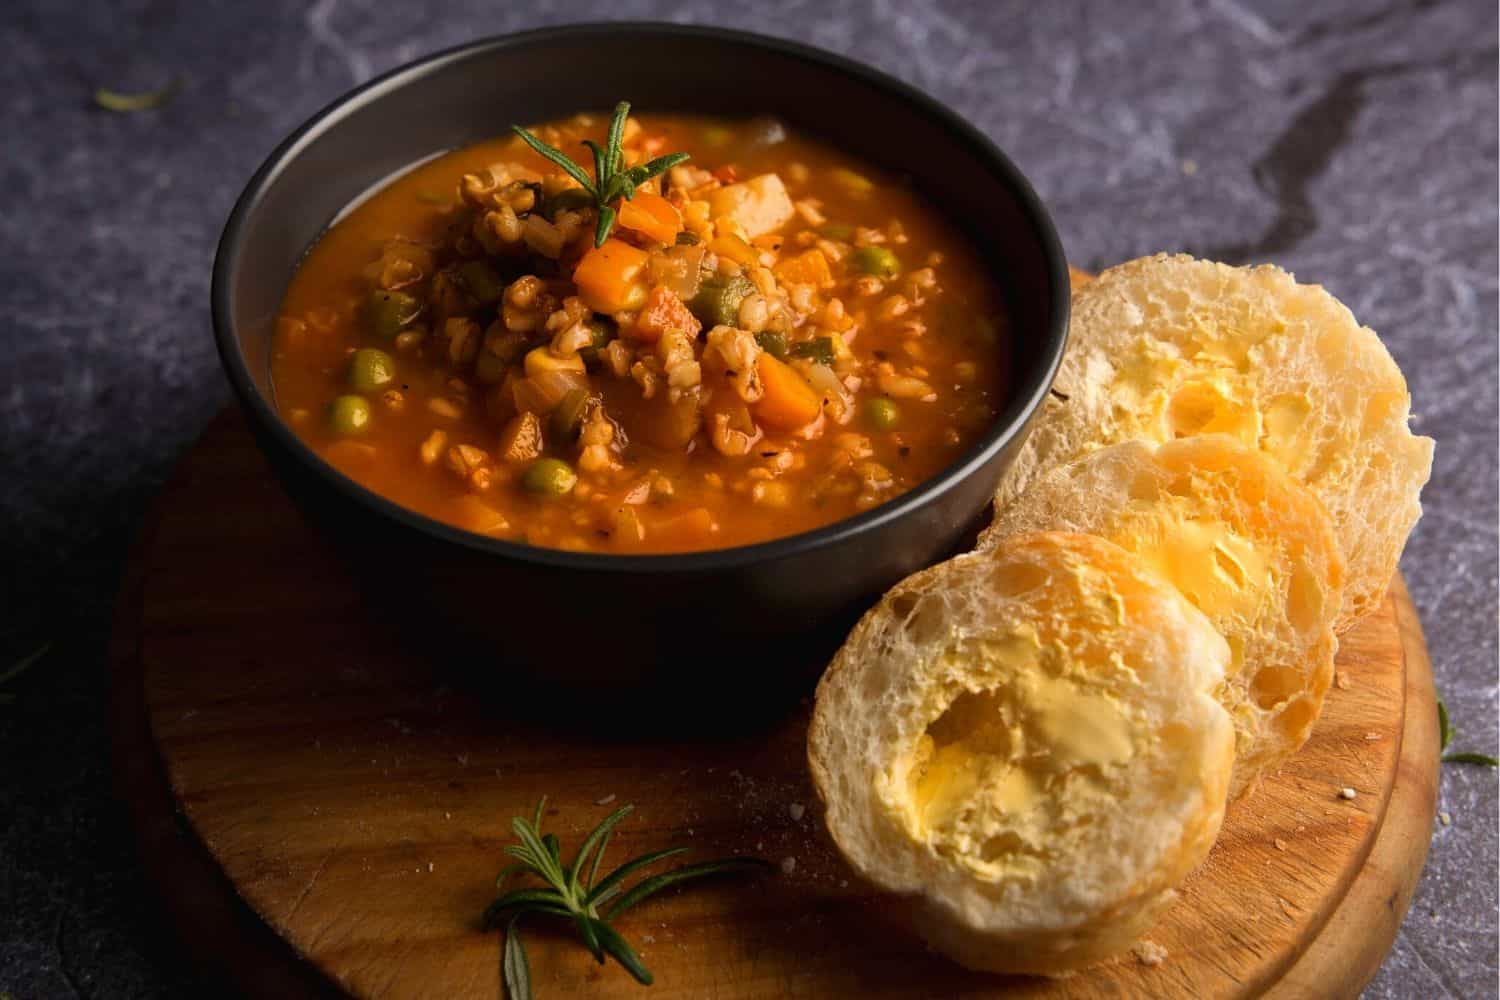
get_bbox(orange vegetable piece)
[754,353,822,430]
[572,239,649,313]
[707,234,759,267]
[773,249,833,287]
[652,507,718,549]
[616,191,682,245]
[634,286,702,344]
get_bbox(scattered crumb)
[427,862,434,872]
[687,828,694,837]
[756,841,764,851]
[596,794,617,806]
[1439,812,1452,826]
[1364,732,1381,741]
[642,934,655,944]
[1273,838,1288,851]
[1335,671,1351,690]
[788,803,805,822]
[780,856,797,875]
[445,811,452,820]
[839,880,848,889]
[1339,787,1357,800]
[1133,940,1168,966]
[456,753,469,765]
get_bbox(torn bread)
[981,436,1344,796]
[808,532,1234,975]
[999,254,1432,629]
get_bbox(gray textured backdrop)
[1,1,1495,997]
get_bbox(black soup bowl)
[213,24,1069,704]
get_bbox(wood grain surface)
[110,404,1437,1000]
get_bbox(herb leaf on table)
[483,799,770,999]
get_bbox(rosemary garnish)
[93,78,180,113]
[483,798,770,999]
[512,102,690,248]
[1436,695,1497,767]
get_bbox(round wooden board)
[110,407,1438,1000]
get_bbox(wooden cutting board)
[111,270,1438,997]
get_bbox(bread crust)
[982,436,1344,797]
[808,532,1234,975]
[999,254,1432,629]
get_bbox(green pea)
[367,289,422,340]
[851,245,901,280]
[755,330,789,360]
[817,222,854,241]
[348,348,396,393]
[457,259,506,306]
[550,389,590,441]
[865,397,901,431]
[522,457,577,497]
[327,394,372,436]
[688,274,756,328]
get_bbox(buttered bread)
[808,532,1234,975]
[982,436,1345,796]
[996,254,1432,629]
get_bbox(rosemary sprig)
[1436,695,1497,767]
[93,77,181,113]
[483,798,770,999]
[512,102,690,248]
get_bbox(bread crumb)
[1439,811,1452,826]
[780,856,797,875]
[1339,787,1357,800]
[1273,838,1288,851]
[595,794,617,806]
[1335,671,1351,690]
[1133,940,1168,966]
[788,803,805,821]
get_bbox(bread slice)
[1000,254,1432,630]
[981,437,1343,796]
[808,532,1234,975]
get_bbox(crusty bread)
[808,532,1234,975]
[999,254,1432,630]
[981,437,1344,797]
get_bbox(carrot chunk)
[652,507,718,548]
[773,249,833,287]
[754,353,822,430]
[633,286,702,344]
[616,191,682,245]
[572,239,649,313]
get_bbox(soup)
[272,108,1010,553]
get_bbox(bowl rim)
[211,21,1070,574]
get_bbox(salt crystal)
[1339,787,1357,800]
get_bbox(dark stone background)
[2,1,1494,996]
